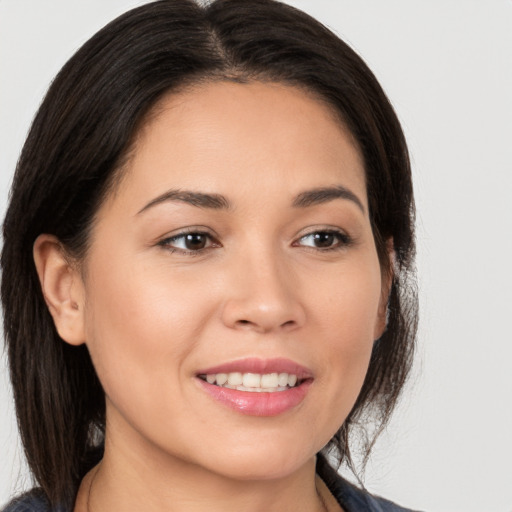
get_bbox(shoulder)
[1,489,66,512]
[331,477,421,512]
[316,456,423,512]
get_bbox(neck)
[75,445,334,512]
[73,403,342,512]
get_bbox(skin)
[34,81,390,512]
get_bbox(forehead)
[105,81,367,213]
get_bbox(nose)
[220,249,306,334]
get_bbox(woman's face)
[79,81,388,480]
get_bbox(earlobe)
[33,234,86,346]
[374,239,395,340]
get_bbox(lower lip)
[197,379,312,416]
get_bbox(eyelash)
[158,229,352,255]
[294,230,353,252]
[158,230,219,256]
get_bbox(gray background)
[1,1,511,511]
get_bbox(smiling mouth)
[198,372,303,392]
[196,360,313,415]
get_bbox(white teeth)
[203,371,301,392]
[242,373,261,388]
[261,373,279,388]
[227,372,243,386]
[216,373,228,385]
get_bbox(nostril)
[232,317,299,332]
[280,320,297,331]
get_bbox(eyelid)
[292,226,353,250]
[293,225,349,238]
[157,226,221,254]
[155,225,353,254]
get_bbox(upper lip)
[196,357,313,380]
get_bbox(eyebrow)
[137,189,231,214]
[137,185,364,215]
[292,186,365,213]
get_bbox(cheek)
[313,257,383,343]
[310,258,383,403]
[82,257,215,406]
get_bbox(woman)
[1,1,417,511]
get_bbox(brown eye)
[297,230,351,250]
[160,232,216,253]
[182,233,207,250]
[311,232,335,248]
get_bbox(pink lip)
[196,358,313,417]
[197,379,312,416]
[196,357,313,380]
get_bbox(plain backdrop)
[1,1,511,511]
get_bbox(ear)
[33,234,86,346]
[373,238,395,341]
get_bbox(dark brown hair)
[1,0,417,508]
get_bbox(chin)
[189,434,321,482]
[204,454,313,482]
